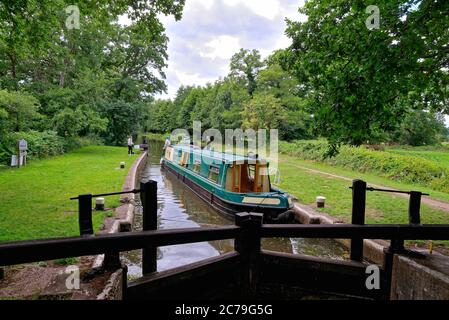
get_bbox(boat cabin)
[164,145,271,194]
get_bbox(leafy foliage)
[281,0,449,148]
[0,0,186,160]
[393,110,448,146]
[229,49,265,97]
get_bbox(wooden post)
[103,251,121,271]
[121,265,128,300]
[103,222,131,271]
[408,191,422,225]
[78,194,93,235]
[383,239,405,300]
[350,180,366,261]
[141,180,158,275]
[234,212,263,298]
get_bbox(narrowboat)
[161,144,293,223]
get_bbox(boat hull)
[162,161,289,223]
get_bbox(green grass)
[0,146,139,242]
[280,154,449,203]
[277,154,449,247]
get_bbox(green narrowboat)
[161,144,293,223]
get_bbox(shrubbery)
[0,131,102,164]
[279,140,449,193]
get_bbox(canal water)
[123,141,348,278]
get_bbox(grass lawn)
[0,146,139,242]
[279,154,449,204]
[277,154,449,247]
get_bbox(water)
[123,141,349,278]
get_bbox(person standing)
[127,136,134,155]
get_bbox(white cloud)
[225,0,281,20]
[154,0,305,99]
[200,35,241,60]
[176,71,215,87]
[188,0,215,11]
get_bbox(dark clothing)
[128,145,134,154]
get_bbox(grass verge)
[0,146,139,242]
[277,154,449,247]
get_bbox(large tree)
[229,49,265,97]
[0,0,186,146]
[282,0,449,148]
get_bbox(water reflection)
[122,140,348,278]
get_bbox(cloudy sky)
[156,0,306,99]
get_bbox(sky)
[122,0,449,126]
[155,0,306,99]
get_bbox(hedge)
[0,131,100,164]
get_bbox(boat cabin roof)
[171,144,269,165]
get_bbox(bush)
[279,140,449,193]
[0,131,105,165]
[4,131,65,160]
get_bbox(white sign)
[11,155,18,167]
[19,139,28,151]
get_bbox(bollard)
[95,197,105,211]
[316,196,326,208]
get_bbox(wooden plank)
[261,224,449,240]
[259,250,386,299]
[261,250,369,275]
[126,252,242,300]
[0,226,240,266]
[1,224,449,267]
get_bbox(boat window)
[193,160,201,173]
[208,166,220,184]
[181,152,189,167]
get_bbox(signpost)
[16,139,28,168]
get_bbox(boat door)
[232,165,241,192]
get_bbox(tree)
[229,49,265,97]
[0,90,40,132]
[393,110,448,146]
[282,0,449,149]
[148,99,177,133]
[52,108,84,138]
[99,100,147,145]
[0,0,187,150]
[242,93,284,131]
[256,63,313,140]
